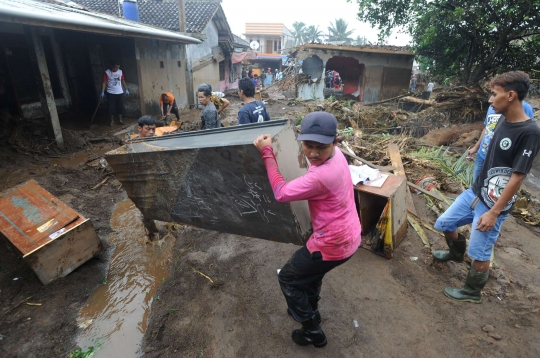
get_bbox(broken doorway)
[62,42,97,114]
[325,56,365,101]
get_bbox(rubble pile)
[295,85,489,140]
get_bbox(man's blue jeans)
[434,188,508,261]
[473,155,484,183]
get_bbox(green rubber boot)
[444,264,489,303]
[432,234,466,262]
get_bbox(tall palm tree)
[303,25,324,43]
[291,22,306,46]
[327,18,354,45]
[353,35,365,46]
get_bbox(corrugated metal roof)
[0,0,201,43]
[76,0,221,34]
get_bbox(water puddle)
[76,199,176,357]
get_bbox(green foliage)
[327,18,355,45]
[291,22,306,46]
[411,146,474,187]
[352,0,540,84]
[304,25,324,43]
[69,344,101,358]
[353,35,366,46]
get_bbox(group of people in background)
[197,77,270,130]
[410,73,435,96]
[325,70,342,90]
[242,66,283,88]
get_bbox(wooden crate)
[0,180,102,285]
[355,174,408,259]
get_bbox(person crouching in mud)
[253,112,362,348]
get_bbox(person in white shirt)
[101,62,129,126]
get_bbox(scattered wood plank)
[388,143,417,217]
[363,94,409,106]
[407,214,430,247]
[90,177,109,190]
[407,181,446,202]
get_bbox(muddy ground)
[1,95,540,357]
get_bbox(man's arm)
[121,79,127,92]
[160,101,164,117]
[476,172,525,231]
[468,128,486,156]
[218,98,230,115]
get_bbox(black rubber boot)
[432,234,466,262]
[444,264,489,303]
[291,316,327,348]
[287,308,321,324]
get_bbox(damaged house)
[77,0,241,106]
[294,44,414,102]
[0,0,200,147]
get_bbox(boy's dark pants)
[163,100,180,120]
[278,246,351,322]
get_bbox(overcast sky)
[221,0,411,46]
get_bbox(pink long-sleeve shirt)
[261,145,361,260]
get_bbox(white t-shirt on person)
[104,69,125,95]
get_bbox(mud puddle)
[51,148,106,167]
[76,199,176,357]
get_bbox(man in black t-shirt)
[237,77,271,124]
[432,71,540,303]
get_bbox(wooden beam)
[177,0,186,33]
[25,26,64,149]
[407,181,445,202]
[192,58,215,72]
[388,143,417,216]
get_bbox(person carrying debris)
[132,115,156,140]
[468,100,534,181]
[101,62,129,126]
[433,71,540,303]
[237,78,270,124]
[159,92,180,123]
[253,112,362,348]
[206,85,230,116]
[197,84,220,130]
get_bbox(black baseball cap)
[297,112,337,144]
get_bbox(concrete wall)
[188,20,221,99]
[296,47,413,102]
[135,38,188,115]
[187,21,219,61]
[220,61,240,92]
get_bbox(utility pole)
[178,0,195,108]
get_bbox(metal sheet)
[0,179,80,255]
[106,120,312,245]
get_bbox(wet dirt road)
[76,199,176,357]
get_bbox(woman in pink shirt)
[253,112,361,348]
